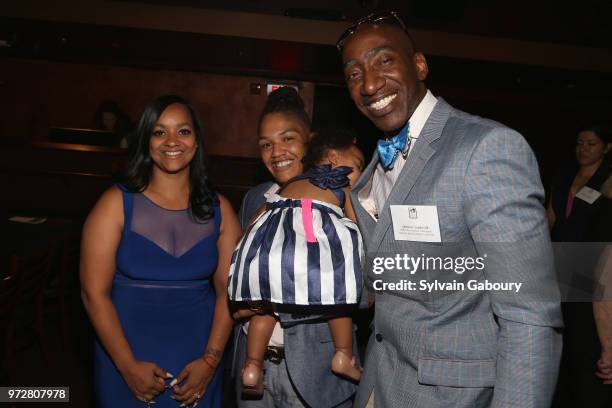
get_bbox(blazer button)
[375,333,383,342]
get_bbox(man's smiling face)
[342,24,428,134]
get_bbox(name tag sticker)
[390,205,442,242]
[575,186,601,204]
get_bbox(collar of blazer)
[351,97,453,253]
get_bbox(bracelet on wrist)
[202,354,220,369]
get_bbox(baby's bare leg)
[329,316,354,352]
[329,316,362,381]
[247,313,277,363]
[242,312,277,395]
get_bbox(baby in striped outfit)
[228,129,366,395]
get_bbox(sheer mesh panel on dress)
[131,194,215,258]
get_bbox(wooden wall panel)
[0,143,270,216]
[0,58,314,158]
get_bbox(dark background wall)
[0,2,611,214]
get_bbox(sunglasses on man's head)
[335,11,407,52]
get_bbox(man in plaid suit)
[337,12,563,408]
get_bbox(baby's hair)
[259,86,311,130]
[303,127,357,169]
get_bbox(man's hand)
[596,349,612,384]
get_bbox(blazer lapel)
[369,98,453,253]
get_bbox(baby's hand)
[232,309,257,321]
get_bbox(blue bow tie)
[377,122,410,170]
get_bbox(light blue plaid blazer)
[351,98,563,408]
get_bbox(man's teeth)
[164,151,182,157]
[369,94,397,111]
[273,160,292,169]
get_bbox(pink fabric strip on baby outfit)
[301,199,317,243]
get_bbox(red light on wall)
[270,44,303,72]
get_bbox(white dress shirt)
[358,90,438,219]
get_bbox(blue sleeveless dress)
[94,191,223,407]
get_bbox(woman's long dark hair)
[124,95,217,221]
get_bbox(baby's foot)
[242,359,265,396]
[331,350,362,382]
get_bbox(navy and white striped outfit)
[228,165,363,306]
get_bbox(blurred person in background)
[548,124,612,407]
[94,100,134,148]
[548,124,611,241]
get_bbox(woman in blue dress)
[81,95,241,407]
